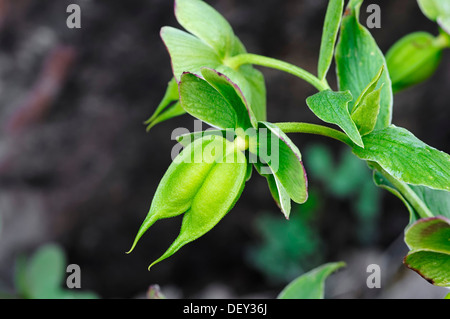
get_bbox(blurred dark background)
[0,0,448,299]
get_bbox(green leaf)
[215,65,266,126]
[405,251,450,287]
[318,0,344,80]
[417,0,450,22]
[439,17,450,34]
[146,102,186,131]
[26,244,66,298]
[277,262,346,299]
[335,0,392,129]
[353,125,450,191]
[144,78,186,131]
[409,185,450,219]
[179,72,238,129]
[175,0,239,59]
[160,1,267,124]
[161,26,221,81]
[265,173,292,218]
[386,32,443,93]
[149,144,248,268]
[238,65,267,123]
[350,66,383,135]
[201,68,253,129]
[405,216,450,253]
[256,122,309,209]
[306,90,364,147]
[404,216,450,287]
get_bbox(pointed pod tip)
[125,243,137,255]
[148,260,160,271]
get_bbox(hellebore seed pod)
[148,148,247,269]
[386,31,444,92]
[127,134,248,269]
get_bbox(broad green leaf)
[335,0,392,129]
[353,125,450,191]
[277,262,346,299]
[216,64,266,125]
[149,146,248,268]
[373,171,450,226]
[161,26,222,81]
[179,72,238,129]
[160,1,267,124]
[405,251,450,287]
[386,32,443,93]
[404,217,450,287]
[256,122,308,208]
[410,185,450,219]
[128,136,226,253]
[417,0,450,21]
[405,216,450,253]
[318,0,344,80]
[175,0,238,59]
[417,0,450,34]
[201,68,253,130]
[306,90,364,147]
[26,244,66,298]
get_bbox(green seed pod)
[127,135,224,254]
[386,31,444,93]
[149,149,247,269]
[127,135,248,269]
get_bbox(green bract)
[404,217,450,287]
[146,0,266,130]
[306,90,363,147]
[418,0,450,33]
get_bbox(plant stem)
[435,32,450,49]
[274,122,353,146]
[225,53,331,91]
[372,162,434,219]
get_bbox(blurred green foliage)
[1,243,98,299]
[305,144,381,244]
[246,192,324,283]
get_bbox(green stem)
[372,162,434,219]
[225,53,331,91]
[434,33,450,50]
[435,31,450,49]
[274,122,353,146]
